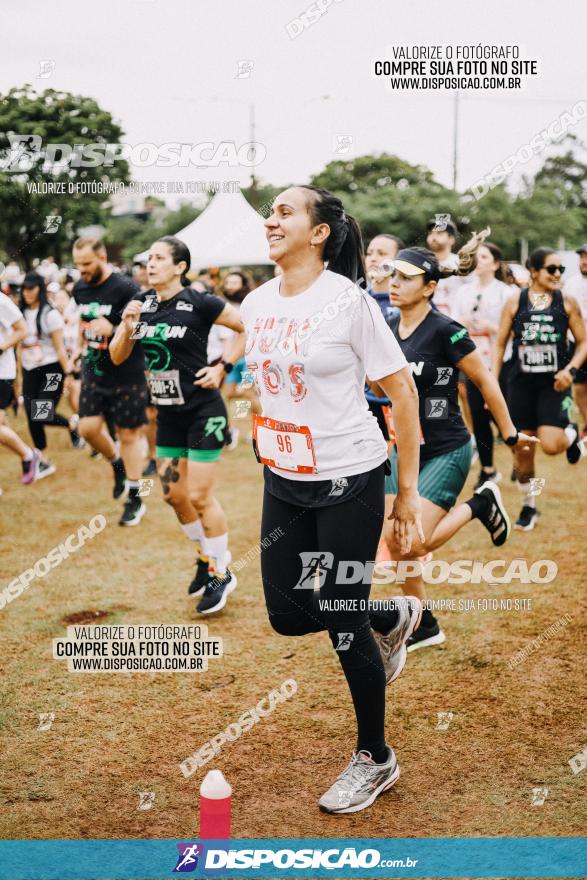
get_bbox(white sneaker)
[319,747,400,814]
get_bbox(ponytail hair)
[154,235,191,286]
[298,185,365,283]
[437,227,491,279]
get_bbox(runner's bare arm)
[194,303,246,389]
[559,294,587,389]
[457,348,537,449]
[109,300,143,365]
[374,365,425,554]
[491,292,518,376]
[0,317,27,352]
[49,327,72,375]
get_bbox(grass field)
[1,408,586,849]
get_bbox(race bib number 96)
[252,415,317,474]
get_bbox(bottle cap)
[200,769,232,799]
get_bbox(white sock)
[23,447,34,462]
[517,480,536,509]
[181,519,207,558]
[564,424,578,448]
[206,533,229,575]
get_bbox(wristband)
[221,360,234,374]
[568,366,578,379]
[504,433,519,447]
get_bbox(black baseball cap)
[22,271,45,289]
[426,217,458,237]
[575,244,587,255]
[393,248,441,280]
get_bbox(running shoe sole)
[197,573,237,615]
[387,598,423,684]
[407,630,446,653]
[319,763,401,815]
[119,503,146,527]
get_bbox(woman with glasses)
[493,247,587,531]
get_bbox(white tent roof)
[135,190,273,269]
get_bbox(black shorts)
[79,377,148,429]
[508,374,571,430]
[0,379,15,410]
[155,395,228,462]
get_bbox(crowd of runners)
[2,189,586,813]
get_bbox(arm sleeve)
[44,309,64,334]
[441,318,477,366]
[350,290,408,381]
[198,292,227,325]
[111,279,141,326]
[0,295,23,328]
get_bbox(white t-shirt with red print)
[240,269,408,481]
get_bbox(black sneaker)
[188,558,210,596]
[474,469,502,491]
[407,622,446,653]
[566,422,584,464]
[37,460,56,480]
[142,458,157,476]
[474,480,511,546]
[514,505,540,531]
[112,458,126,499]
[119,496,145,526]
[196,569,237,614]
[69,427,85,449]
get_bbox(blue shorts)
[385,440,473,511]
[224,356,253,386]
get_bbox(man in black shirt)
[73,238,148,526]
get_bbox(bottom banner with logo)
[0,837,585,879]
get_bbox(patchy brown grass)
[1,416,586,847]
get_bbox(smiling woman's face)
[264,187,327,265]
[533,253,563,292]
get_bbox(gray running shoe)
[319,747,400,814]
[372,596,422,684]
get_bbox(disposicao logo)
[173,843,204,872]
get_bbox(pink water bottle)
[199,769,231,838]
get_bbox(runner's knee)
[189,485,213,512]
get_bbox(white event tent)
[134,190,274,270]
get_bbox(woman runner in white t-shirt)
[454,243,512,487]
[18,272,76,477]
[240,185,425,815]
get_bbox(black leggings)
[260,463,388,761]
[466,379,494,468]
[22,361,69,451]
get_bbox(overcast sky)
[3,0,587,205]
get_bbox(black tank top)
[511,288,569,378]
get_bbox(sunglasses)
[544,264,565,276]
